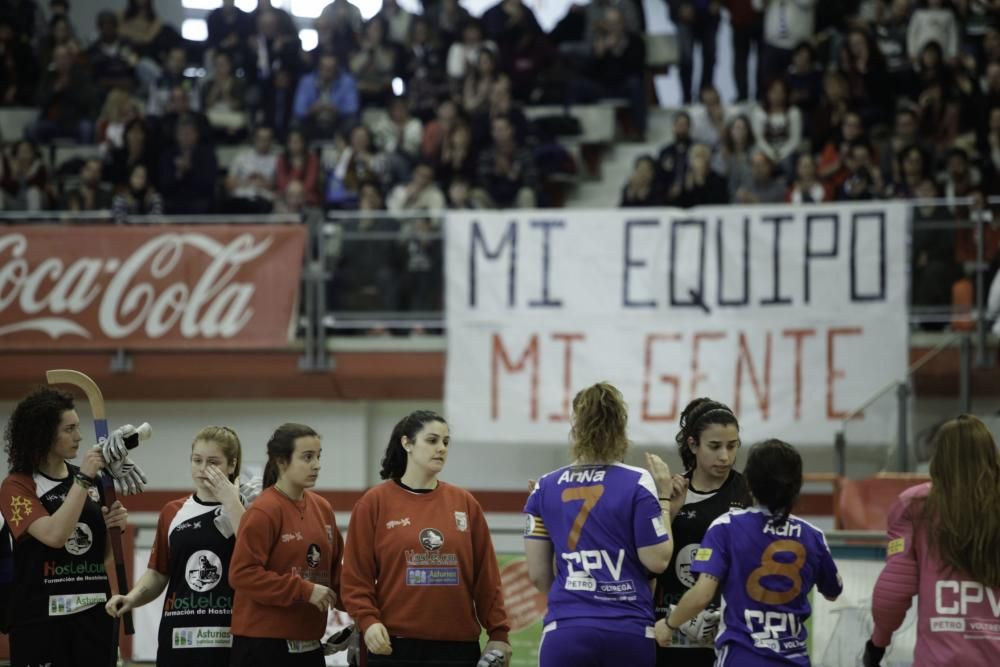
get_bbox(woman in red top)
[341,410,511,666]
[276,129,320,206]
[228,423,343,667]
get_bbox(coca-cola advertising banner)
[0,225,306,349]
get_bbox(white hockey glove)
[669,604,720,644]
[101,425,148,495]
[239,474,263,504]
[324,625,354,656]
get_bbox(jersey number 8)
[745,540,807,605]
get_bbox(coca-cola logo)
[0,232,274,341]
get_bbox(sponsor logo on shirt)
[48,592,107,616]
[306,543,321,568]
[454,511,468,532]
[43,560,106,578]
[385,517,411,530]
[281,531,304,542]
[163,591,233,616]
[64,523,93,556]
[172,626,233,649]
[325,523,334,543]
[87,487,100,503]
[887,538,905,556]
[185,550,223,592]
[695,548,713,561]
[674,544,700,588]
[419,528,444,551]
[7,495,32,527]
[652,516,667,537]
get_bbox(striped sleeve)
[523,513,549,540]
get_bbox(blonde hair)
[571,382,629,464]
[923,415,1000,587]
[192,426,242,482]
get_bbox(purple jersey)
[524,463,670,638]
[691,507,842,666]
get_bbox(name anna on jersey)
[557,469,606,485]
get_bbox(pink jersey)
[871,482,1000,666]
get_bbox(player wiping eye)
[657,439,842,667]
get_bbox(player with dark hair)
[341,409,512,666]
[863,414,1000,667]
[656,439,843,666]
[106,426,246,666]
[228,423,344,667]
[524,382,675,667]
[655,397,752,667]
[0,386,128,667]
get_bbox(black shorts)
[230,635,325,667]
[366,638,481,667]
[9,604,116,667]
[655,646,716,667]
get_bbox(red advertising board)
[0,225,306,349]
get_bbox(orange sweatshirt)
[341,481,510,643]
[228,487,343,640]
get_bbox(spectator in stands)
[276,129,320,207]
[111,163,162,222]
[325,124,383,209]
[153,84,212,152]
[839,27,892,127]
[316,0,363,62]
[714,114,756,199]
[447,21,496,95]
[979,106,1000,194]
[330,181,400,319]
[294,53,359,142]
[818,110,866,195]
[725,0,762,101]
[350,17,401,107]
[500,18,557,104]
[86,11,141,97]
[261,62,298,142]
[253,10,303,88]
[37,14,81,73]
[0,140,48,210]
[104,117,155,188]
[690,85,728,149]
[274,179,309,214]
[373,96,424,163]
[671,143,728,207]
[65,159,113,211]
[29,44,95,143]
[835,140,884,201]
[252,0,298,39]
[376,0,414,46]
[436,122,478,190]
[430,0,473,48]
[462,47,499,115]
[812,69,851,149]
[225,125,279,213]
[120,0,176,59]
[620,154,661,207]
[735,149,785,203]
[939,146,979,204]
[421,98,460,161]
[474,115,537,208]
[402,18,449,122]
[481,0,543,56]
[887,144,931,199]
[471,74,530,149]
[669,0,720,105]
[881,107,925,184]
[787,153,829,203]
[446,175,477,209]
[147,46,198,117]
[0,16,39,106]
[750,78,802,174]
[387,162,446,211]
[96,89,142,153]
[2,0,45,43]
[158,115,218,214]
[786,43,823,123]
[568,7,647,138]
[910,178,958,320]
[875,0,916,98]
[917,74,960,157]
[758,0,817,91]
[206,0,254,75]
[201,51,248,144]
[908,0,959,64]
[657,111,694,195]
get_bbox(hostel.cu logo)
[419,528,444,551]
[8,496,31,527]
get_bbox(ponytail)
[380,410,447,480]
[571,382,629,463]
[744,439,802,527]
[262,423,318,489]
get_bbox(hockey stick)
[46,370,135,638]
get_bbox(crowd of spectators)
[1,0,999,324]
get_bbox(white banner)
[445,204,908,446]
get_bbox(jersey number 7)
[745,539,807,605]
[561,485,604,550]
